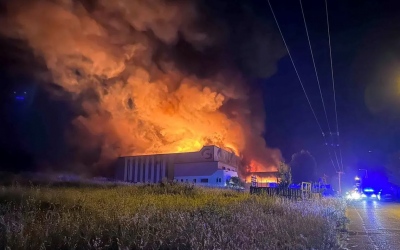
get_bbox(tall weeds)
[0,183,346,249]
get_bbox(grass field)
[0,182,347,249]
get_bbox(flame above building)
[1,0,284,175]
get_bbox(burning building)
[115,145,239,187]
[0,0,285,175]
[247,171,280,187]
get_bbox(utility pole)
[358,169,368,191]
[337,171,344,195]
[359,169,368,179]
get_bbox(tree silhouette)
[227,176,244,189]
[289,150,317,184]
[387,151,400,186]
[278,161,291,188]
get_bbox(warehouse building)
[115,145,240,187]
[247,171,279,187]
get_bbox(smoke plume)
[0,0,285,176]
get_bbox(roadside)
[346,200,400,250]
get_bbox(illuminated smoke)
[1,0,284,175]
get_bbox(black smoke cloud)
[0,0,285,175]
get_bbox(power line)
[299,0,331,133]
[337,171,344,195]
[268,0,340,173]
[267,0,324,135]
[325,0,344,172]
[327,143,339,173]
[299,0,339,172]
[332,140,341,172]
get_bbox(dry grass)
[0,182,346,249]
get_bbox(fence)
[250,182,323,200]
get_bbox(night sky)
[262,0,400,187]
[1,0,400,187]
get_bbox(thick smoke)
[1,0,285,175]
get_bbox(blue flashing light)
[364,188,374,192]
[289,184,301,189]
[15,96,25,100]
[268,183,278,188]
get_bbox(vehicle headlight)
[351,192,361,200]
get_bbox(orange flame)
[2,0,282,174]
[96,72,245,156]
[245,176,277,184]
[248,160,264,172]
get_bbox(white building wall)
[175,169,238,187]
[140,158,145,182]
[129,158,133,182]
[144,157,149,182]
[123,158,128,181]
[150,155,155,182]
[156,156,161,182]
[117,146,241,185]
[161,158,166,180]
[134,157,139,183]
[120,155,169,183]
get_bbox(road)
[346,200,400,250]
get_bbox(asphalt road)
[346,200,400,250]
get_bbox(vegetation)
[226,176,245,189]
[0,182,347,249]
[289,150,318,183]
[278,161,292,188]
[387,151,400,186]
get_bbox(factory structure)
[115,145,240,187]
[248,172,280,188]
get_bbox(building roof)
[119,145,241,168]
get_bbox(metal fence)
[250,182,323,200]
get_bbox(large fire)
[2,0,282,176]
[248,160,266,173]
[246,160,279,183]
[245,176,277,184]
[90,68,246,156]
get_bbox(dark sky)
[1,0,400,185]
[262,0,400,187]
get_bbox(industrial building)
[248,171,280,187]
[115,145,240,187]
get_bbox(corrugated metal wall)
[120,155,169,183]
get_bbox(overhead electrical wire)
[299,0,331,132]
[325,0,344,172]
[266,0,324,135]
[267,0,340,172]
[299,0,340,172]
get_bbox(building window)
[193,179,197,183]
[181,179,183,182]
[200,178,208,183]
